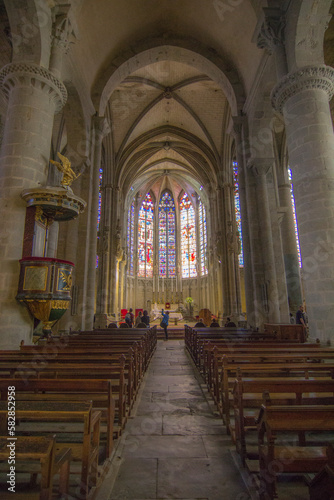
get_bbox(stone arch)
[4,0,52,67]
[285,0,333,71]
[94,39,244,117]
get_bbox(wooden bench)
[264,323,307,342]
[232,377,334,466]
[218,361,334,429]
[0,400,101,500]
[257,405,334,500]
[307,464,334,499]
[0,358,129,431]
[0,435,71,500]
[0,378,115,459]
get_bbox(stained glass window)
[180,193,197,278]
[159,191,176,277]
[233,161,244,267]
[127,198,135,276]
[288,168,302,268]
[199,199,208,275]
[138,193,154,278]
[96,167,103,268]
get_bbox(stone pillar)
[85,116,110,329]
[50,4,75,80]
[119,255,126,313]
[272,65,334,342]
[0,63,67,347]
[278,182,303,313]
[250,160,280,324]
[233,116,256,326]
[256,7,288,80]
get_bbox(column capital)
[93,115,111,141]
[0,62,67,112]
[231,115,247,138]
[248,158,273,177]
[51,3,76,55]
[271,64,334,113]
[256,7,286,54]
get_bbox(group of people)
[194,316,237,328]
[124,308,150,328]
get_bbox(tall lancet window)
[127,198,135,276]
[199,199,208,275]
[159,191,176,277]
[138,193,154,277]
[180,193,197,278]
[288,168,302,268]
[233,161,244,266]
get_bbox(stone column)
[85,116,110,329]
[278,182,303,313]
[272,65,334,342]
[256,7,288,80]
[250,160,280,324]
[50,4,75,80]
[232,116,255,324]
[0,63,67,347]
[119,255,127,313]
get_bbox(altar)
[151,303,183,323]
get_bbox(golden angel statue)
[50,152,81,188]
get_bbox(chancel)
[0,1,334,499]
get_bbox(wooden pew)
[218,360,334,429]
[0,360,128,433]
[0,435,71,500]
[264,323,307,342]
[20,342,143,392]
[232,377,334,466]
[307,464,334,499]
[257,405,334,500]
[200,342,328,381]
[0,378,115,458]
[0,400,101,500]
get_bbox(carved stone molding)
[271,65,334,113]
[248,158,273,177]
[51,3,75,55]
[0,63,67,112]
[93,116,111,141]
[257,8,286,54]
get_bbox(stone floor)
[96,339,253,500]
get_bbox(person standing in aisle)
[160,309,169,340]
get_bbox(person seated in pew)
[137,322,148,328]
[134,311,143,327]
[210,321,220,327]
[108,322,118,328]
[141,310,150,327]
[194,318,206,327]
[224,317,236,327]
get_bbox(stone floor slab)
[162,414,225,435]
[122,435,207,458]
[157,457,250,500]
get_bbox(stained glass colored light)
[138,193,154,278]
[96,167,103,268]
[233,161,244,267]
[127,199,135,276]
[288,168,302,268]
[159,191,176,277]
[180,193,197,278]
[199,199,208,275]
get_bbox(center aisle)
[97,339,251,500]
